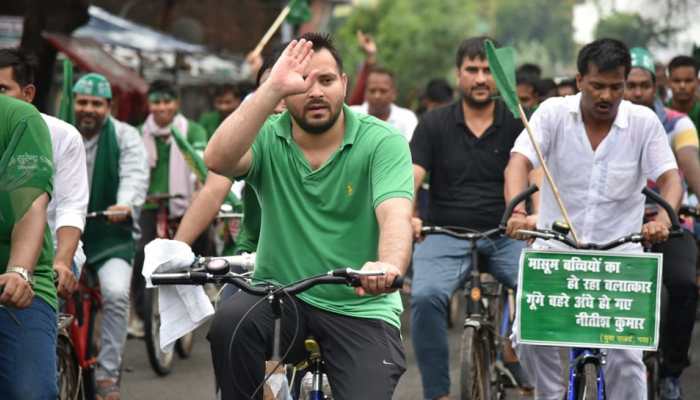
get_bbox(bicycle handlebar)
[150,257,404,294]
[420,225,502,241]
[499,184,539,230]
[502,185,683,250]
[86,210,130,219]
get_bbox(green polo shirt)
[0,95,56,310]
[242,105,413,328]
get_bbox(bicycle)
[148,254,404,399]
[57,209,130,400]
[506,185,682,400]
[418,185,536,400]
[141,193,196,375]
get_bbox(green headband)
[148,92,177,103]
[72,73,112,99]
[630,47,655,78]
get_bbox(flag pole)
[250,5,291,59]
[518,103,580,244]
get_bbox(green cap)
[630,47,655,78]
[72,73,112,99]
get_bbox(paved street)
[121,295,700,399]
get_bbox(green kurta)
[0,95,56,310]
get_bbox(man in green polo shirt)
[131,79,208,334]
[0,94,57,399]
[205,33,413,400]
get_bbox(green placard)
[517,249,662,350]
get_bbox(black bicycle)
[149,256,403,399]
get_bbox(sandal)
[95,379,121,400]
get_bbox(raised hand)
[264,39,319,98]
[356,30,377,64]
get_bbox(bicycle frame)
[64,270,102,372]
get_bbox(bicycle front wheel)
[577,362,599,400]
[144,287,174,375]
[57,334,83,400]
[460,326,493,400]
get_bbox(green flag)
[484,40,520,118]
[58,59,75,125]
[286,0,311,25]
[170,128,242,209]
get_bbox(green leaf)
[287,0,311,25]
[58,59,75,125]
[484,39,520,118]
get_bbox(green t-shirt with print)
[243,105,413,328]
[0,95,56,310]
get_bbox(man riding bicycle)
[0,94,56,399]
[624,47,699,400]
[409,36,530,400]
[131,79,208,335]
[0,48,89,299]
[72,73,149,400]
[204,33,413,399]
[505,38,682,400]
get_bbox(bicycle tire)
[577,362,599,400]
[57,334,83,400]
[82,366,95,400]
[175,331,195,359]
[460,326,492,400]
[645,352,659,400]
[143,287,174,376]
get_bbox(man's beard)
[289,101,343,135]
[76,114,106,136]
[461,86,494,109]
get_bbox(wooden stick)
[250,5,291,59]
[518,103,580,245]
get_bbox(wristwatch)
[6,266,33,285]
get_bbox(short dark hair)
[516,73,538,93]
[368,65,395,84]
[577,38,631,77]
[424,78,453,103]
[298,32,343,72]
[148,79,178,98]
[668,55,699,76]
[455,36,497,68]
[557,78,577,92]
[536,78,557,97]
[213,83,241,99]
[0,48,37,86]
[517,63,542,80]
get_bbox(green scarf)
[83,118,134,268]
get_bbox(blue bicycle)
[506,185,682,400]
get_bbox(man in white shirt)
[504,38,682,400]
[72,73,149,399]
[350,66,418,141]
[0,48,89,299]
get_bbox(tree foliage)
[490,0,576,71]
[594,12,659,48]
[333,0,480,105]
